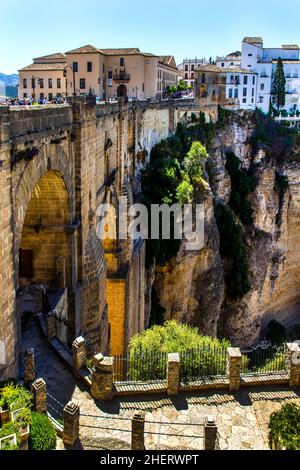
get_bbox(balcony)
[113,73,130,83]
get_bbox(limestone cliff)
[149,112,300,347]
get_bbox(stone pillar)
[56,256,66,289]
[24,348,36,383]
[167,353,180,395]
[131,412,145,450]
[91,354,114,400]
[72,337,86,371]
[287,342,300,387]
[46,312,56,339]
[226,347,242,392]
[63,401,80,447]
[31,378,47,414]
[204,416,218,450]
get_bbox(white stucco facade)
[241,37,300,113]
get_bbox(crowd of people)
[0,96,67,106]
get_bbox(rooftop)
[281,44,299,50]
[243,37,263,45]
[33,52,67,62]
[99,48,141,55]
[19,62,66,72]
[196,64,256,74]
[66,45,101,54]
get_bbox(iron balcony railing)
[113,74,131,82]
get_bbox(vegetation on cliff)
[142,112,213,266]
[251,108,300,161]
[215,203,250,300]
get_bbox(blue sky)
[1,0,300,73]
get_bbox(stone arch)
[13,144,74,275]
[19,170,71,286]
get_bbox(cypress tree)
[272,58,286,112]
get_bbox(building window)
[57,78,61,89]
[243,98,247,103]
[80,78,86,89]
[191,64,194,71]
[252,88,255,97]
[49,93,53,101]
[73,62,78,72]
[234,89,238,99]
[185,64,188,71]
[243,87,247,97]
[23,78,27,89]
[87,61,93,72]
[39,79,44,89]
[248,53,253,57]
[201,73,206,84]
[260,83,265,90]
[142,83,145,92]
[48,78,52,89]
[40,93,44,100]
[31,78,35,89]
[185,73,188,79]
[229,88,233,98]
[23,93,27,99]
[221,63,225,67]
[243,76,248,85]
[259,96,264,103]
[253,76,255,85]
[120,58,125,67]
[191,73,194,79]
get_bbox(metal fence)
[113,350,168,384]
[241,342,288,376]
[180,347,227,383]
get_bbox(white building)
[195,65,257,111]
[241,37,300,113]
[216,51,241,69]
[178,58,208,87]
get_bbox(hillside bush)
[269,403,300,450]
[129,321,230,381]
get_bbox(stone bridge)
[0,97,214,380]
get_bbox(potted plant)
[12,407,32,447]
[0,434,18,450]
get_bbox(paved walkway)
[21,320,300,450]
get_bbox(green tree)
[272,58,286,112]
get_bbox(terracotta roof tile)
[66,45,101,54]
[19,62,66,72]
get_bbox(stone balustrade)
[71,337,300,400]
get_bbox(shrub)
[0,382,32,411]
[269,403,300,450]
[29,412,57,451]
[129,320,230,381]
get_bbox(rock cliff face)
[150,112,300,347]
